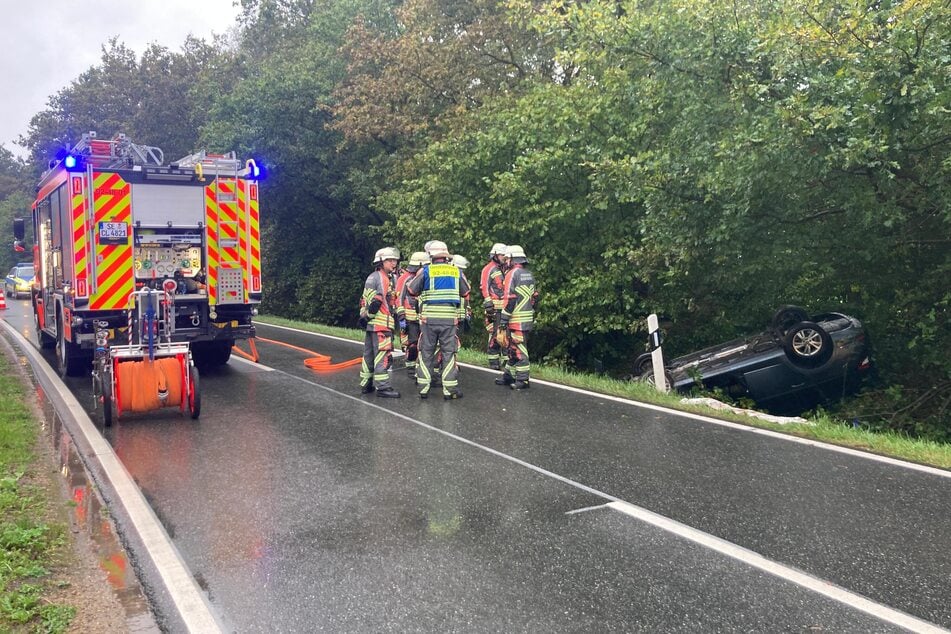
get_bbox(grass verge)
[0,355,76,633]
[255,315,951,470]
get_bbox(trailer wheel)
[188,364,201,419]
[102,376,114,427]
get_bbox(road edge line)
[0,320,225,633]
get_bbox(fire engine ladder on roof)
[70,131,164,168]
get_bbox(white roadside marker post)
[647,313,668,393]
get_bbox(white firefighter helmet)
[424,240,440,254]
[505,244,527,263]
[427,240,451,259]
[408,251,430,268]
[453,255,469,270]
[373,246,401,264]
[489,243,508,256]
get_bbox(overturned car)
[633,306,873,412]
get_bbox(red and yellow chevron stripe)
[71,176,89,298]
[239,181,261,297]
[205,179,242,305]
[89,172,134,310]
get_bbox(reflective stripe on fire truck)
[71,175,89,298]
[89,172,134,309]
[205,178,243,306]
[239,180,261,296]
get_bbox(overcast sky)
[0,0,242,157]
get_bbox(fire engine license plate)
[99,221,129,244]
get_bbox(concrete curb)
[0,319,226,633]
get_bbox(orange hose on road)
[254,336,362,373]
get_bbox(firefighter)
[407,241,470,400]
[397,251,429,378]
[479,243,507,370]
[358,247,401,398]
[495,245,537,390]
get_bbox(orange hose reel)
[116,356,185,413]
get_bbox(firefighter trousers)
[502,330,530,382]
[418,321,459,396]
[361,330,394,390]
[403,320,421,374]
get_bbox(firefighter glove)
[358,316,368,329]
[496,329,509,348]
[462,315,472,332]
[368,298,382,314]
[399,318,407,331]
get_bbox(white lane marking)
[0,321,224,634]
[565,503,611,515]
[231,355,275,371]
[255,320,951,480]
[609,500,948,634]
[258,361,948,633]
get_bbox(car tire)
[772,305,810,335]
[632,352,653,377]
[636,367,674,393]
[783,321,833,368]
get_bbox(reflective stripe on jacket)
[479,261,505,309]
[396,270,419,321]
[361,270,394,332]
[500,265,535,331]
[407,261,470,324]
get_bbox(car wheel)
[632,352,653,377]
[783,321,833,367]
[637,367,674,393]
[772,305,810,335]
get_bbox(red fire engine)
[14,131,262,376]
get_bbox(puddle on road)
[34,381,161,633]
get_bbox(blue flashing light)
[63,154,84,171]
[245,158,267,181]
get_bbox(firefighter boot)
[512,380,530,391]
[495,373,515,386]
[443,390,463,401]
[376,387,401,398]
[361,381,375,394]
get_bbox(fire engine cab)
[14,131,262,376]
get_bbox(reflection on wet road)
[5,305,949,632]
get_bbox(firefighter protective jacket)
[406,259,470,324]
[500,264,536,332]
[479,260,505,310]
[361,269,396,332]
[396,269,419,322]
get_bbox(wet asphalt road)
[4,302,950,632]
